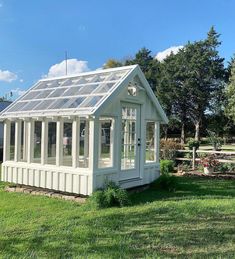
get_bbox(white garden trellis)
[0,65,168,195]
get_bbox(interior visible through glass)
[10,122,15,160]
[33,121,42,163]
[62,122,72,166]
[47,122,56,165]
[98,118,113,168]
[145,121,156,163]
[79,119,89,168]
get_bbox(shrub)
[160,160,174,175]
[187,138,200,151]
[89,181,130,209]
[160,139,183,160]
[207,130,223,151]
[153,174,178,192]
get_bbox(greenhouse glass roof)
[1,65,135,118]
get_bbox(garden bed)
[178,170,235,180]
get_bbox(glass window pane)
[20,121,26,162]
[47,122,56,165]
[79,119,89,168]
[98,119,113,168]
[10,122,15,160]
[62,122,72,167]
[33,121,42,163]
[145,122,156,163]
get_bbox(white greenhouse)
[0,65,168,195]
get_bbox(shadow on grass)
[130,176,235,205]
[0,176,235,258]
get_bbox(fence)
[175,148,235,170]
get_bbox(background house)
[0,101,12,161]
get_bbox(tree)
[156,51,191,143]
[103,59,123,69]
[177,27,225,141]
[225,59,235,123]
[125,47,160,91]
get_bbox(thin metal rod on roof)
[65,51,68,76]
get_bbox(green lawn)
[0,177,235,258]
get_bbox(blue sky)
[0,0,235,99]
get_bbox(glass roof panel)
[47,98,70,110]
[7,102,28,112]
[49,88,67,98]
[21,101,42,111]
[1,66,134,116]
[21,91,41,101]
[80,95,103,108]
[33,99,56,110]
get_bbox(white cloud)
[155,46,184,62]
[11,88,26,97]
[0,70,17,82]
[46,59,90,78]
[19,79,24,83]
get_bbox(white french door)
[120,103,141,180]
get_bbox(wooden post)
[3,120,10,162]
[14,120,21,162]
[72,117,80,168]
[192,147,196,170]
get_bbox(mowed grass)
[0,177,235,258]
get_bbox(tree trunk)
[180,123,185,145]
[162,125,168,140]
[195,121,200,141]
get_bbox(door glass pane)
[33,121,42,163]
[121,107,137,170]
[145,122,156,163]
[98,118,113,168]
[62,122,72,166]
[47,122,56,165]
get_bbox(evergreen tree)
[125,47,160,91]
[103,59,123,69]
[225,59,235,123]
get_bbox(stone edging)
[5,185,87,203]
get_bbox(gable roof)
[0,65,168,123]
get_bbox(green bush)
[153,174,178,192]
[89,181,130,209]
[160,160,174,175]
[187,138,200,150]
